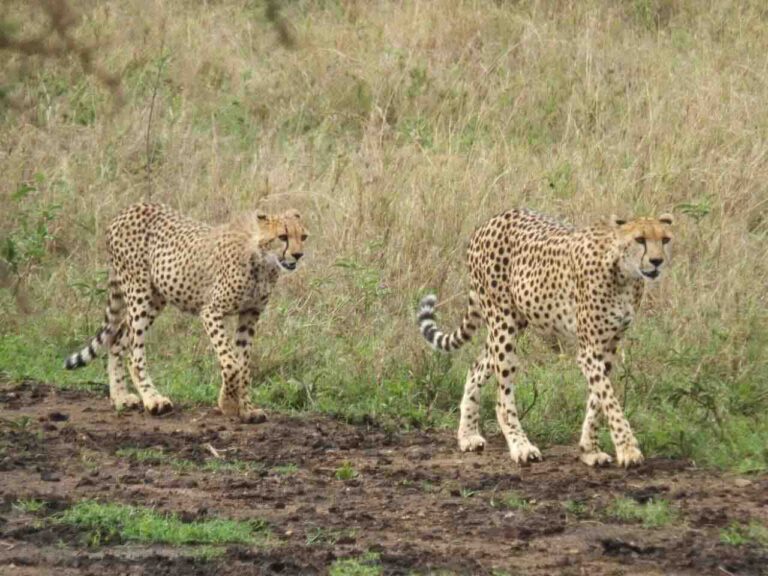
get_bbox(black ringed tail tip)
[63,325,113,370]
[64,354,86,370]
[417,293,479,353]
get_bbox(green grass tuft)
[563,499,588,518]
[13,499,46,514]
[334,461,358,481]
[607,498,676,528]
[56,501,267,547]
[490,491,530,511]
[271,463,298,476]
[115,446,264,474]
[329,552,381,576]
[720,521,768,548]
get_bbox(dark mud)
[1,381,766,575]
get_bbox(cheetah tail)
[64,272,125,370]
[417,293,482,352]
[64,324,112,369]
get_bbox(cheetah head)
[611,214,674,281]
[255,209,309,272]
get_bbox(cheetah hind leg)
[125,291,173,415]
[457,352,491,453]
[107,325,142,411]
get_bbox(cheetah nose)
[292,252,303,261]
[649,257,664,267]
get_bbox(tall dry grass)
[1,0,767,466]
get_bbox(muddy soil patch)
[1,382,767,575]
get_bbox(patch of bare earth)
[1,382,766,575]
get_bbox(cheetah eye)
[661,236,671,245]
[635,237,646,245]
[300,234,308,241]
[278,234,288,242]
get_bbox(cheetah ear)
[658,213,674,225]
[609,215,627,227]
[283,208,301,220]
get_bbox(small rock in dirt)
[40,470,60,482]
[600,538,661,556]
[626,486,667,503]
[733,478,752,488]
[336,534,356,545]
[179,510,197,522]
[118,474,143,485]
[41,423,58,432]
[47,411,69,422]
[76,476,95,487]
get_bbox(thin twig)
[145,26,166,199]
[204,443,223,459]
[519,380,539,421]
[433,290,466,309]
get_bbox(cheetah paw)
[580,451,613,467]
[239,408,267,424]
[218,397,239,418]
[112,393,142,412]
[509,442,542,464]
[458,434,486,452]
[144,394,173,415]
[615,444,644,468]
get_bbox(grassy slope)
[1,0,767,471]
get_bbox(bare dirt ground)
[1,381,766,575]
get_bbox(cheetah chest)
[239,256,281,312]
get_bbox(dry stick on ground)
[145,27,167,200]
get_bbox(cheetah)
[64,202,308,422]
[417,209,674,467]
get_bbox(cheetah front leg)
[233,308,266,422]
[200,306,264,423]
[577,390,613,467]
[577,339,622,466]
[458,351,491,452]
[577,347,642,467]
